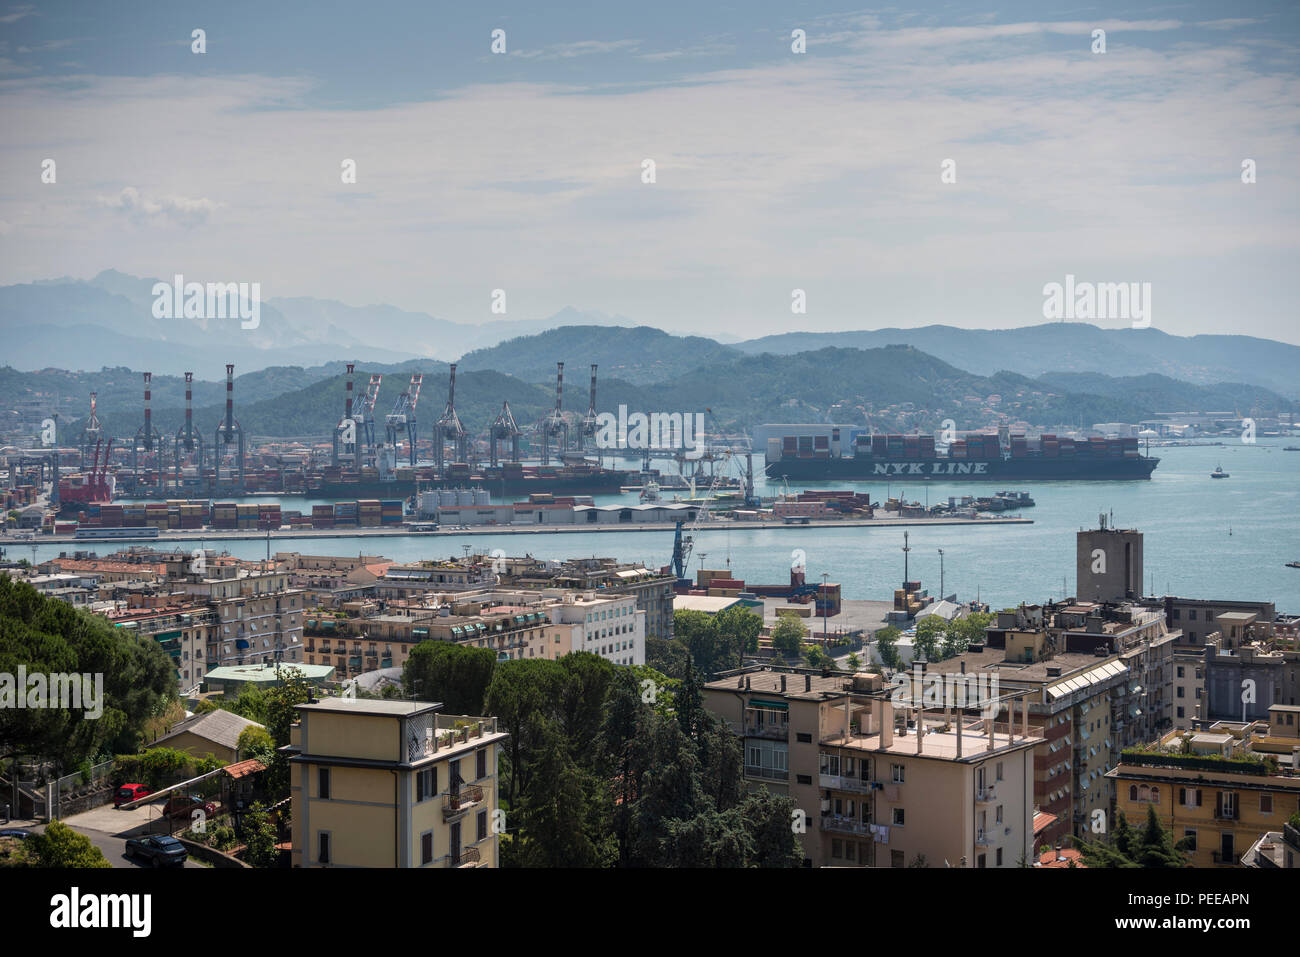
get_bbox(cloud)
[510,39,641,60]
[98,187,220,227]
[0,15,1296,342]
[0,5,36,25]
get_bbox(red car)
[162,794,218,821]
[114,783,152,808]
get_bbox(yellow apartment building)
[1108,712,1300,866]
[286,698,508,868]
[703,667,1042,867]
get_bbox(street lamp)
[937,549,945,599]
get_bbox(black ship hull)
[766,455,1158,481]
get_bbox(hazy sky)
[2,1,1298,343]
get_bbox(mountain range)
[4,272,1298,401]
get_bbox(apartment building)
[921,599,1176,846]
[702,666,1041,868]
[496,555,677,640]
[174,559,305,670]
[1107,714,1300,867]
[108,594,219,692]
[286,698,508,868]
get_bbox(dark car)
[114,783,152,808]
[125,834,187,867]
[161,794,218,821]
[0,828,30,840]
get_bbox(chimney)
[805,674,812,692]
[142,372,153,450]
[224,363,235,441]
[780,674,787,692]
[878,699,893,748]
[183,372,194,440]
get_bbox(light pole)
[937,548,944,599]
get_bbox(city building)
[1107,715,1300,867]
[285,697,507,868]
[702,666,1041,867]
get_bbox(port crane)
[357,373,383,467]
[580,364,600,465]
[332,363,360,468]
[78,392,101,470]
[432,364,468,470]
[385,373,424,467]
[488,400,522,468]
[539,362,568,466]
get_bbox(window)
[892,808,905,826]
[1183,829,1197,851]
[977,854,986,869]
[318,831,331,864]
[1129,784,1138,801]
[421,831,433,865]
[796,774,812,785]
[996,805,1003,824]
[995,761,1003,781]
[1180,787,1201,808]
[1177,666,1184,678]
[1189,609,1197,621]
[891,850,904,868]
[477,810,488,842]
[318,768,331,800]
[1260,795,1273,814]
[417,768,437,802]
[1177,706,1184,718]
[1177,687,1184,698]
[891,764,905,783]
[996,848,1003,866]
[832,839,843,859]
[476,748,487,780]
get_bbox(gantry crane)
[432,364,468,470]
[385,373,424,467]
[539,362,568,466]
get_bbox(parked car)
[161,794,217,821]
[124,834,187,867]
[114,783,152,808]
[0,828,30,840]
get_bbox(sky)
[1,0,1298,343]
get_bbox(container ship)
[765,428,1158,481]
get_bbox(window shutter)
[1215,792,1223,818]
[1179,787,1186,805]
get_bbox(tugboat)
[1210,464,1229,479]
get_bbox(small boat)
[1211,465,1229,479]
[1286,561,1300,569]
[1284,446,1300,452]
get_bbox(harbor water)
[11,443,1298,613]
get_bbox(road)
[73,825,206,869]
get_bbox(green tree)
[24,820,111,868]
[0,577,174,773]
[674,610,723,677]
[770,614,806,660]
[236,725,275,763]
[402,641,497,715]
[259,668,314,798]
[241,802,281,868]
[912,616,945,662]
[847,652,861,671]
[1074,807,1190,868]
[873,625,902,670]
[713,606,763,669]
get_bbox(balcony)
[443,784,485,820]
[455,846,481,868]
[744,724,789,741]
[975,830,992,847]
[976,785,997,803]
[744,765,789,782]
[1210,850,1239,865]
[820,774,872,793]
[821,814,870,836]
